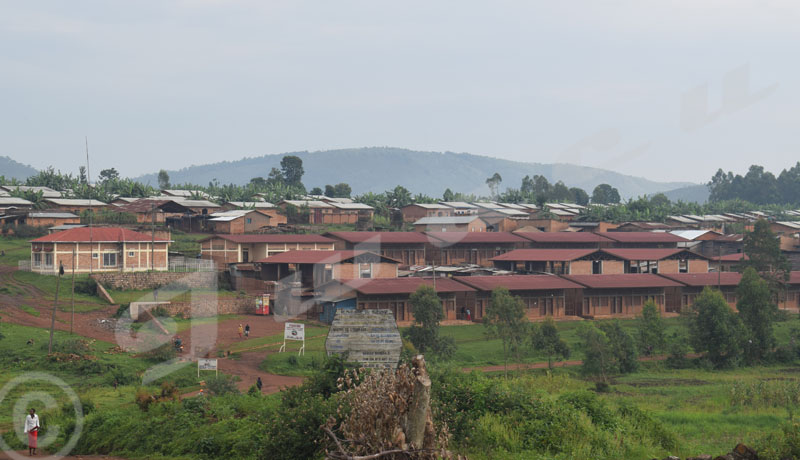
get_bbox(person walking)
[256,376,263,392]
[244,324,250,338]
[24,408,39,456]
[238,323,244,339]
[466,308,471,321]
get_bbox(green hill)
[0,156,38,181]
[134,147,696,199]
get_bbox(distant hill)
[0,156,37,181]
[660,184,710,204]
[134,147,697,199]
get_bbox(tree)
[309,186,323,195]
[403,285,455,359]
[686,287,744,368]
[578,320,638,382]
[591,183,620,204]
[530,317,570,370]
[737,267,778,364]
[99,168,119,182]
[157,169,170,189]
[442,188,455,202]
[637,300,666,356]
[386,185,412,208]
[483,287,528,377]
[743,219,790,290]
[485,172,502,199]
[280,155,305,186]
[266,167,284,185]
[570,187,590,206]
[78,166,87,184]
[324,183,351,198]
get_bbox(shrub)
[757,422,800,460]
[142,343,176,362]
[205,375,239,396]
[74,277,97,295]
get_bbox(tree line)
[709,162,800,205]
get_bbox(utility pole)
[70,248,76,335]
[48,262,65,354]
[151,202,156,271]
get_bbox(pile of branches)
[324,355,465,460]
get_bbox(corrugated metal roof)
[490,249,600,262]
[454,274,584,291]
[599,231,688,243]
[324,231,429,244]
[425,231,526,244]
[338,277,475,295]
[31,227,169,243]
[659,272,742,287]
[439,201,478,209]
[27,212,79,218]
[562,274,683,289]
[516,232,612,243]
[200,234,334,244]
[328,202,374,210]
[0,197,34,205]
[226,201,275,208]
[403,203,452,210]
[281,200,333,208]
[44,198,107,206]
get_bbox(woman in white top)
[24,408,39,456]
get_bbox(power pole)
[48,262,64,354]
[70,248,76,335]
[151,202,156,271]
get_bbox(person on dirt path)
[256,376,263,392]
[238,324,244,339]
[244,324,250,338]
[24,408,39,456]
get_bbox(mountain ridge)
[0,156,38,181]
[133,147,697,199]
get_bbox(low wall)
[162,296,255,318]
[92,271,217,290]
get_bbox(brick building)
[199,234,335,265]
[490,249,625,275]
[424,231,528,266]
[413,216,487,233]
[562,274,682,318]
[207,209,274,234]
[454,275,584,320]
[324,231,429,266]
[30,227,170,274]
[401,203,453,223]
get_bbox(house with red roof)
[199,234,335,265]
[598,231,689,248]
[489,249,625,275]
[453,275,584,320]
[424,232,527,267]
[561,274,683,317]
[515,231,613,249]
[324,231,429,266]
[29,227,170,274]
[319,277,476,323]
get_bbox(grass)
[18,305,39,317]
[0,236,30,266]
[0,322,203,435]
[12,270,109,312]
[170,231,207,258]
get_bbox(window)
[679,259,688,273]
[359,263,372,279]
[128,251,135,257]
[92,253,98,259]
[246,217,252,224]
[33,254,41,266]
[45,253,53,267]
[103,253,117,267]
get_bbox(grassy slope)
[0,237,30,266]
[12,271,108,312]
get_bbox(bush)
[665,333,691,369]
[74,277,97,295]
[757,422,800,460]
[142,343,176,362]
[205,375,239,396]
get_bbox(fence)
[169,257,216,272]
[18,260,31,272]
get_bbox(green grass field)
[0,237,30,266]
[109,287,243,305]
[12,271,109,312]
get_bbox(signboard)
[325,309,402,369]
[284,322,305,341]
[279,322,305,355]
[197,358,218,377]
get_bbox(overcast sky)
[1,1,798,183]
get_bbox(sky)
[1,0,798,184]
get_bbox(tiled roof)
[490,249,599,262]
[200,234,334,244]
[598,231,688,243]
[659,272,742,287]
[324,231,429,244]
[562,274,683,289]
[515,232,613,244]
[454,275,583,291]
[31,227,169,243]
[601,248,705,261]
[424,231,527,244]
[257,250,396,264]
[338,277,475,295]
